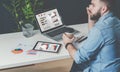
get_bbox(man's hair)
[100,0,116,12]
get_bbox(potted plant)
[2,0,44,31]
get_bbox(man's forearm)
[88,21,96,30]
[66,44,77,59]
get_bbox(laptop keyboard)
[46,27,75,37]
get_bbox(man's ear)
[101,6,108,14]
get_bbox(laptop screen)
[36,9,63,32]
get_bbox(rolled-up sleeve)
[74,27,104,64]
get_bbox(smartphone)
[33,41,61,53]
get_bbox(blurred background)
[0,0,120,34]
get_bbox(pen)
[77,36,87,43]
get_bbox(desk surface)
[0,23,88,69]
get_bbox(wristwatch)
[65,43,73,49]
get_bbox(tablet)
[33,41,61,53]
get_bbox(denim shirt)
[74,12,120,72]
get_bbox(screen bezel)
[33,41,61,53]
[35,8,64,33]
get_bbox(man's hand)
[86,7,96,30]
[62,33,75,45]
[62,33,77,59]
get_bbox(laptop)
[35,9,79,41]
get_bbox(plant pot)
[22,23,34,38]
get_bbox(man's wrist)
[65,43,73,49]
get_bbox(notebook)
[35,9,79,41]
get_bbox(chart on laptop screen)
[36,9,63,32]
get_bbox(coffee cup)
[65,32,74,39]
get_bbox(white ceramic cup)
[65,32,74,39]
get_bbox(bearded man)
[62,0,120,72]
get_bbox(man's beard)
[90,12,101,21]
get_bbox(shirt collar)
[95,12,113,26]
